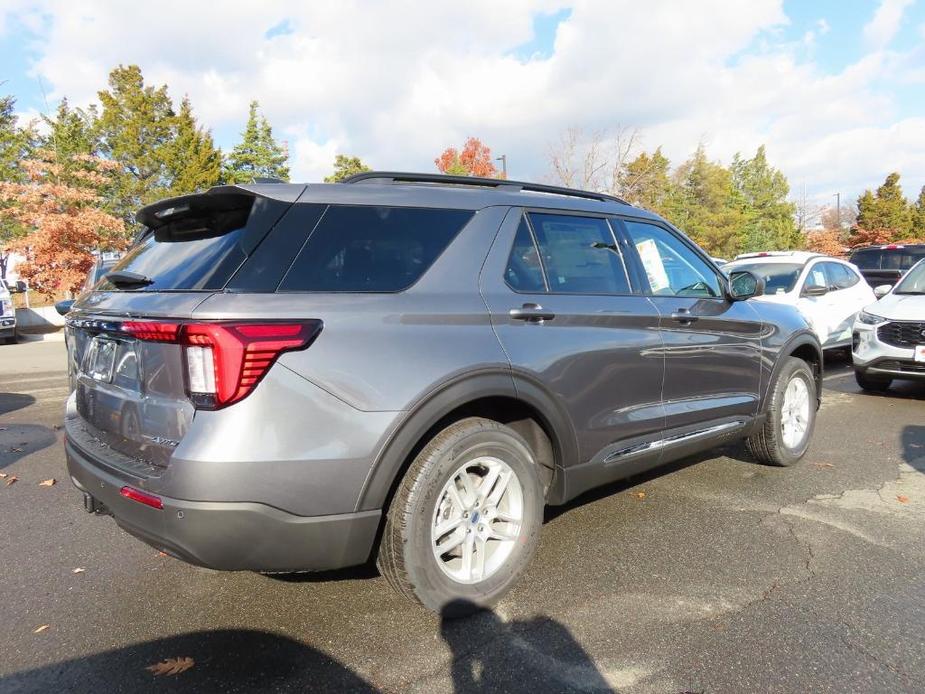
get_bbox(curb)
[16,331,65,343]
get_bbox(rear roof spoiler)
[136,184,306,229]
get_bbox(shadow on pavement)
[0,423,57,470]
[440,600,612,692]
[0,392,36,416]
[1,628,378,693]
[901,425,925,469]
[3,609,612,693]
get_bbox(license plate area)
[84,336,118,383]
[915,345,925,363]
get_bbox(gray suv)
[63,172,822,614]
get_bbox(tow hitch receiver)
[83,492,109,516]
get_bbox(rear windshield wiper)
[105,270,154,288]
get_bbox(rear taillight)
[121,320,322,409]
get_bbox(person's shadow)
[440,600,613,693]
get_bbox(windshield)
[721,262,803,295]
[893,260,925,294]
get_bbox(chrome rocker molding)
[603,420,746,464]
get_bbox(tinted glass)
[100,228,247,292]
[505,218,546,292]
[722,262,802,295]
[527,213,630,294]
[279,206,473,292]
[849,249,880,269]
[622,220,721,297]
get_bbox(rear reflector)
[118,320,323,410]
[120,486,164,510]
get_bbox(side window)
[505,218,546,292]
[804,263,827,290]
[527,213,630,295]
[827,263,858,290]
[278,206,473,292]
[621,220,721,298]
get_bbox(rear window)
[849,249,881,269]
[100,195,290,292]
[850,247,925,271]
[278,206,473,292]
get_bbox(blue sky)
[1,1,924,210]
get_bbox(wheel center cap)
[470,510,480,525]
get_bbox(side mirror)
[728,270,764,301]
[873,284,891,299]
[54,299,75,316]
[803,284,828,297]
[12,280,27,294]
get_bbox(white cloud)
[863,0,914,50]
[816,18,831,35]
[4,0,925,203]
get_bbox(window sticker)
[635,239,670,293]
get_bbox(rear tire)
[747,357,817,467]
[854,370,891,392]
[377,417,544,616]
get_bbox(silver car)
[852,258,925,391]
[62,172,822,614]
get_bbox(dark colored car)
[848,244,925,288]
[63,172,822,614]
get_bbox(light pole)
[495,154,507,178]
[834,192,841,232]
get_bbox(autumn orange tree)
[0,150,127,295]
[435,137,499,177]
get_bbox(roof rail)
[342,171,630,206]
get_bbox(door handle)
[509,303,555,322]
[670,308,699,324]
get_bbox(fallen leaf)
[813,462,835,469]
[633,491,646,500]
[71,567,85,574]
[156,551,168,557]
[146,657,195,677]
[9,447,23,453]
[39,478,56,487]
[5,476,17,486]
[897,495,909,504]
[0,472,7,478]
[33,625,49,634]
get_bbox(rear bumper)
[66,436,381,572]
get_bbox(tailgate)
[66,294,211,469]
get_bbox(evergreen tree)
[857,172,912,235]
[619,148,673,217]
[223,101,290,183]
[668,145,746,258]
[97,65,177,219]
[324,154,371,182]
[40,99,101,173]
[164,97,222,197]
[0,95,35,183]
[731,145,799,251]
[911,186,925,236]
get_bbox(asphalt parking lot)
[0,339,923,693]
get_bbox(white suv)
[852,258,925,391]
[0,279,16,344]
[722,252,875,350]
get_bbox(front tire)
[854,370,891,392]
[377,417,544,616]
[747,357,817,467]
